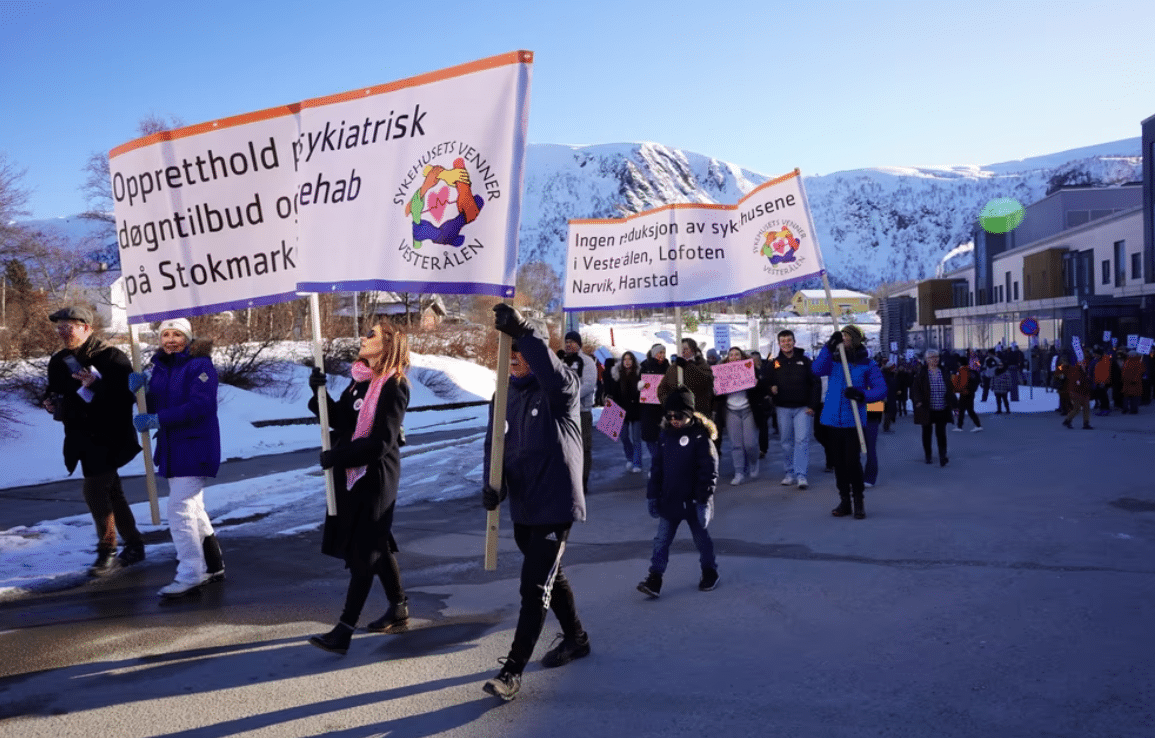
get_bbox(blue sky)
[2,0,1153,220]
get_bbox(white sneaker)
[158,576,208,598]
[632,465,643,473]
[796,477,809,490]
[863,482,874,488]
[731,473,745,486]
[626,461,635,472]
[748,462,760,479]
[780,474,796,486]
[952,427,964,432]
[972,426,984,432]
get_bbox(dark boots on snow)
[366,598,409,633]
[309,621,354,655]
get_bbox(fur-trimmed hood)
[660,410,717,440]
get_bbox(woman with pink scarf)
[306,319,411,655]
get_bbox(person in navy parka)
[131,318,224,597]
[812,324,887,520]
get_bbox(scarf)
[346,362,394,489]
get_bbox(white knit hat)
[157,318,193,342]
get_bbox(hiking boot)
[483,661,522,701]
[308,621,354,655]
[853,499,866,520]
[202,535,225,582]
[699,568,719,591]
[831,500,852,517]
[637,571,662,598]
[89,550,122,577]
[796,476,809,490]
[541,631,591,668]
[366,598,409,633]
[118,542,145,566]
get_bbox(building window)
[1102,259,1110,285]
[1133,252,1142,280]
[1013,281,1019,301]
[1005,271,1011,302]
[1115,241,1126,287]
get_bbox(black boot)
[366,598,409,633]
[831,495,852,517]
[308,621,354,655]
[118,541,145,566]
[203,534,225,582]
[852,497,866,520]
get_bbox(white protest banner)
[713,323,732,354]
[905,348,916,362]
[1103,330,1112,342]
[890,342,898,352]
[1127,334,1138,348]
[296,52,532,297]
[640,373,663,404]
[563,170,824,311]
[1138,337,1153,356]
[596,398,626,440]
[110,51,532,323]
[712,359,756,395]
[1072,335,1084,363]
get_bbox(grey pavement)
[1,407,1154,737]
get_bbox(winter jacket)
[309,371,409,565]
[812,344,887,429]
[910,366,959,425]
[609,360,642,422]
[565,350,598,412]
[46,334,141,477]
[991,365,1014,394]
[639,356,670,443]
[1122,356,1144,397]
[951,366,980,396]
[764,349,820,410]
[646,411,718,521]
[1059,363,1089,398]
[145,340,221,478]
[657,354,715,415]
[485,326,586,525]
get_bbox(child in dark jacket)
[637,386,719,597]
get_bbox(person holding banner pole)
[130,318,225,597]
[307,319,412,655]
[812,325,885,520]
[482,304,590,702]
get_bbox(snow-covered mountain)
[20,138,1144,294]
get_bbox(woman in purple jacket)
[131,318,224,598]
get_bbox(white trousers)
[167,476,214,584]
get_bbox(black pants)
[340,549,404,626]
[83,470,143,554]
[508,523,582,673]
[827,427,865,501]
[957,394,981,428]
[980,376,991,402]
[921,410,950,460]
[580,411,592,493]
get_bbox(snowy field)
[1,314,1061,600]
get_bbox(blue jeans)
[649,512,715,574]
[863,419,880,485]
[621,420,642,466]
[776,405,813,478]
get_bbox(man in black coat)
[43,306,143,576]
[482,305,590,701]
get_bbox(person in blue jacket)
[812,324,887,520]
[131,318,224,597]
[481,304,590,702]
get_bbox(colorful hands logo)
[403,157,485,249]
[761,226,800,265]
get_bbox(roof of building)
[794,289,872,299]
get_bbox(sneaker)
[632,465,643,473]
[796,477,809,490]
[625,461,635,473]
[637,572,662,598]
[971,427,984,433]
[89,551,122,577]
[158,576,209,598]
[366,598,409,633]
[541,631,591,668]
[699,568,719,591]
[118,543,145,565]
[780,474,796,486]
[483,661,521,701]
[748,462,760,479]
[730,473,745,486]
[952,427,963,432]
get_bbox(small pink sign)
[596,398,626,440]
[640,373,663,404]
[712,359,756,395]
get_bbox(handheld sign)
[596,399,626,440]
[713,323,732,354]
[712,359,757,395]
[640,373,662,404]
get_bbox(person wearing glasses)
[911,348,957,467]
[637,385,719,598]
[306,319,412,655]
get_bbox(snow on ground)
[0,316,1058,600]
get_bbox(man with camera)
[44,306,144,576]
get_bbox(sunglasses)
[666,412,689,422]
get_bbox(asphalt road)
[2,408,1154,737]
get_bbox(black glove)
[319,449,335,470]
[482,484,507,511]
[308,367,327,390]
[826,331,843,352]
[674,355,688,368]
[493,304,532,339]
[843,387,865,403]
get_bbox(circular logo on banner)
[396,148,497,251]
[753,219,809,279]
[1019,317,1039,337]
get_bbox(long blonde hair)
[367,318,410,384]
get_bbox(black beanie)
[565,330,581,345]
[664,386,695,414]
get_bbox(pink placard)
[640,373,663,404]
[712,359,756,395]
[596,398,626,440]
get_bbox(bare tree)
[80,113,184,230]
[516,260,561,314]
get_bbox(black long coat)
[309,374,408,566]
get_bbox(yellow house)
[790,289,875,317]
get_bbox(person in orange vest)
[1091,346,1113,416]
